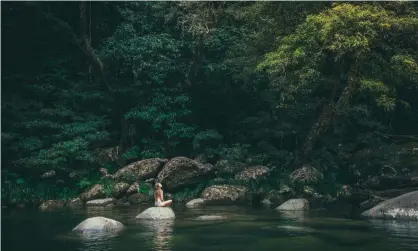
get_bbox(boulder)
[290,165,323,184]
[136,207,175,220]
[80,184,105,201]
[112,182,130,198]
[86,198,116,207]
[126,182,140,195]
[127,193,151,205]
[214,159,245,175]
[276,198,309,211]
[113,158,167,182]
[234,166,269,181]
[39,200,65,211]
[156,157,213,191]
[67,198,84,208]
[186,198,206,208]
[202,185,249,205]
[361,191,418,220]
[72,216,124,233]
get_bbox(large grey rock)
[276,198,309,211]
[126,182,140,195]
[86,198,116,207]
[290,165,323,184]
[112,182,130,198]
[214,159,245,176]
[72,217,124,233]
[186,198,206,208]
[234,166,269,181]
[202,185,249,205]
[156,157,213,191]
[361,191,418,220]
[80,184,105,201]
[113,158,167,182]
[136,207,175,220]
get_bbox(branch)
[26,2,112,93]
[373,131,418,141]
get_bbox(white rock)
[362,191,418,220]
[186,198,206,208]
[276,198,309,211]
[86,198,116,207]
[195,215,227,221]
[136,207,175,220]
[72,216,124,233]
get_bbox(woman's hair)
[155,183,162,189]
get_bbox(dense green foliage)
[2,1,417,205]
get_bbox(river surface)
[2,204,418,251]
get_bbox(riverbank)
[3,155,417,221]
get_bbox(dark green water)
[2,205,418,251]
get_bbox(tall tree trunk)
[186,36,203,87]
[79,1,128,153]
[298,59,357,165]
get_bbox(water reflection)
[279,210,306,221]
[138,220,174,251]
[369,219,418,250]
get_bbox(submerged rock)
[234,166,269,181]
[113,158,167,182]
[86,198,116,207]
[276,198,309,211]
[39,200,65,211]
[72,216,124,233]
[156,157,213,191]
[135,207,175,220]
[186,198,206,208]
[195,215,227,221]
[361,191,418,220]
[202,185,249,205]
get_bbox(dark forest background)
[2,1,418,205]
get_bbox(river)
[2,205,418,251]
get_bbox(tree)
[258,3,418,165]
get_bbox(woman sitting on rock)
[154,183,172,207]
